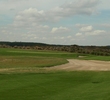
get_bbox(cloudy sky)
[0,0,110,45]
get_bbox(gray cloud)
[13,0,100,25]
[48,0,99,19]
[49,0,100,20]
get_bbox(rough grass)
[1,72,110,100]
[0,48,76,71]
[0,48,71,69]
[0,48,78,58]
[0,56,68,68]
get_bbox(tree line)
[0,41,110,56]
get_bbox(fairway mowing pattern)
[1,72,110,100]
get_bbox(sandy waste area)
[47,59,110,71]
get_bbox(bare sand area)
[0,59,110,73]
[48,59,110,71]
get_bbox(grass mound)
[0,56,68,68]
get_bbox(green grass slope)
[0,72,110,100]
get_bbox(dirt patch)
[0,68,16,72]
[46,59,110,71]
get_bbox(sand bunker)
[0,59,110,72]
[48,59,110,71]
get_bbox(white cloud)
[51,26,70,33]
[67,36,72,39]
[85,30,106,36]
[75,24,107,40]
[61,37,65,40]
[76,33,83,36]
[14,8,46,26]
[80,26,93,32]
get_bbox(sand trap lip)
[47,59,110,71]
